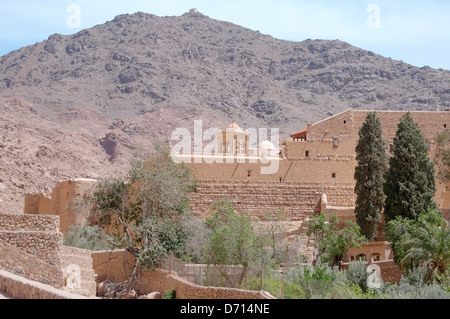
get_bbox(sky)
[1,0,450,70]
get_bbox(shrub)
[329,283,385,299]
[286,261,341,283]
[63,223,114,251]
[162,290,176,299]
[381,277,449,299]
[404,265,428,288]
[285,261,342,299]
[244,275,305,299]
[283,281,306,299]
[385,283,449,299]
[343,260,370,292]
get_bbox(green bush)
[343,260,370,292]
[284,281,306,299]
[328,283,385,299]
[284,261,343,299]
[63,223,114,251]
[381,278,449,299]
[404,265,428,288]
[243,275,305,299]
[162,290,176,299]
[286,261,341,283]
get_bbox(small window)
[333,138,339,147]
[247,171,251,177]
[344,120,347,124]
[444,124,447,128]
[332,173,336,179]
[305,151,309,157]
[372,253,381,262]
[356,254,367,261]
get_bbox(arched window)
[372,253,381,262]
[356,254,367,261]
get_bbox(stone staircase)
[189,180,355,221]
[0,212,96,297]
[60,246,97,296]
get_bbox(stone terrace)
[0,212,96,297]
[189,179,355,221]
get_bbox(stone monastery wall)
[187,110,450,221]
[23,110,449,225]
[189,180,354,221]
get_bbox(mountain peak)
[182,8,208,18]
[0,10,449,134]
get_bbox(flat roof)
[290,129,307,139]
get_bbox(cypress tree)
[383,112,436,223]
[354,112,388,241]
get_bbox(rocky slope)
[0,10,450,213]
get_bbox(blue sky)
[1,0,450,70]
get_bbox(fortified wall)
[23,178,98,235]
[26,110,448,228]
[181,110,450,265]
[185,110,450,223]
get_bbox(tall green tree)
[87,142,198,289]
[204,200,263,286]
[354,112,389,241]
[403,218,450,281]
[386,208,449,282]
[383,113,436,223]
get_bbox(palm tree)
[402,220,450,282]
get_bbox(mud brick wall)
[24,179,98,235]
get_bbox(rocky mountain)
[1,9,450,213]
